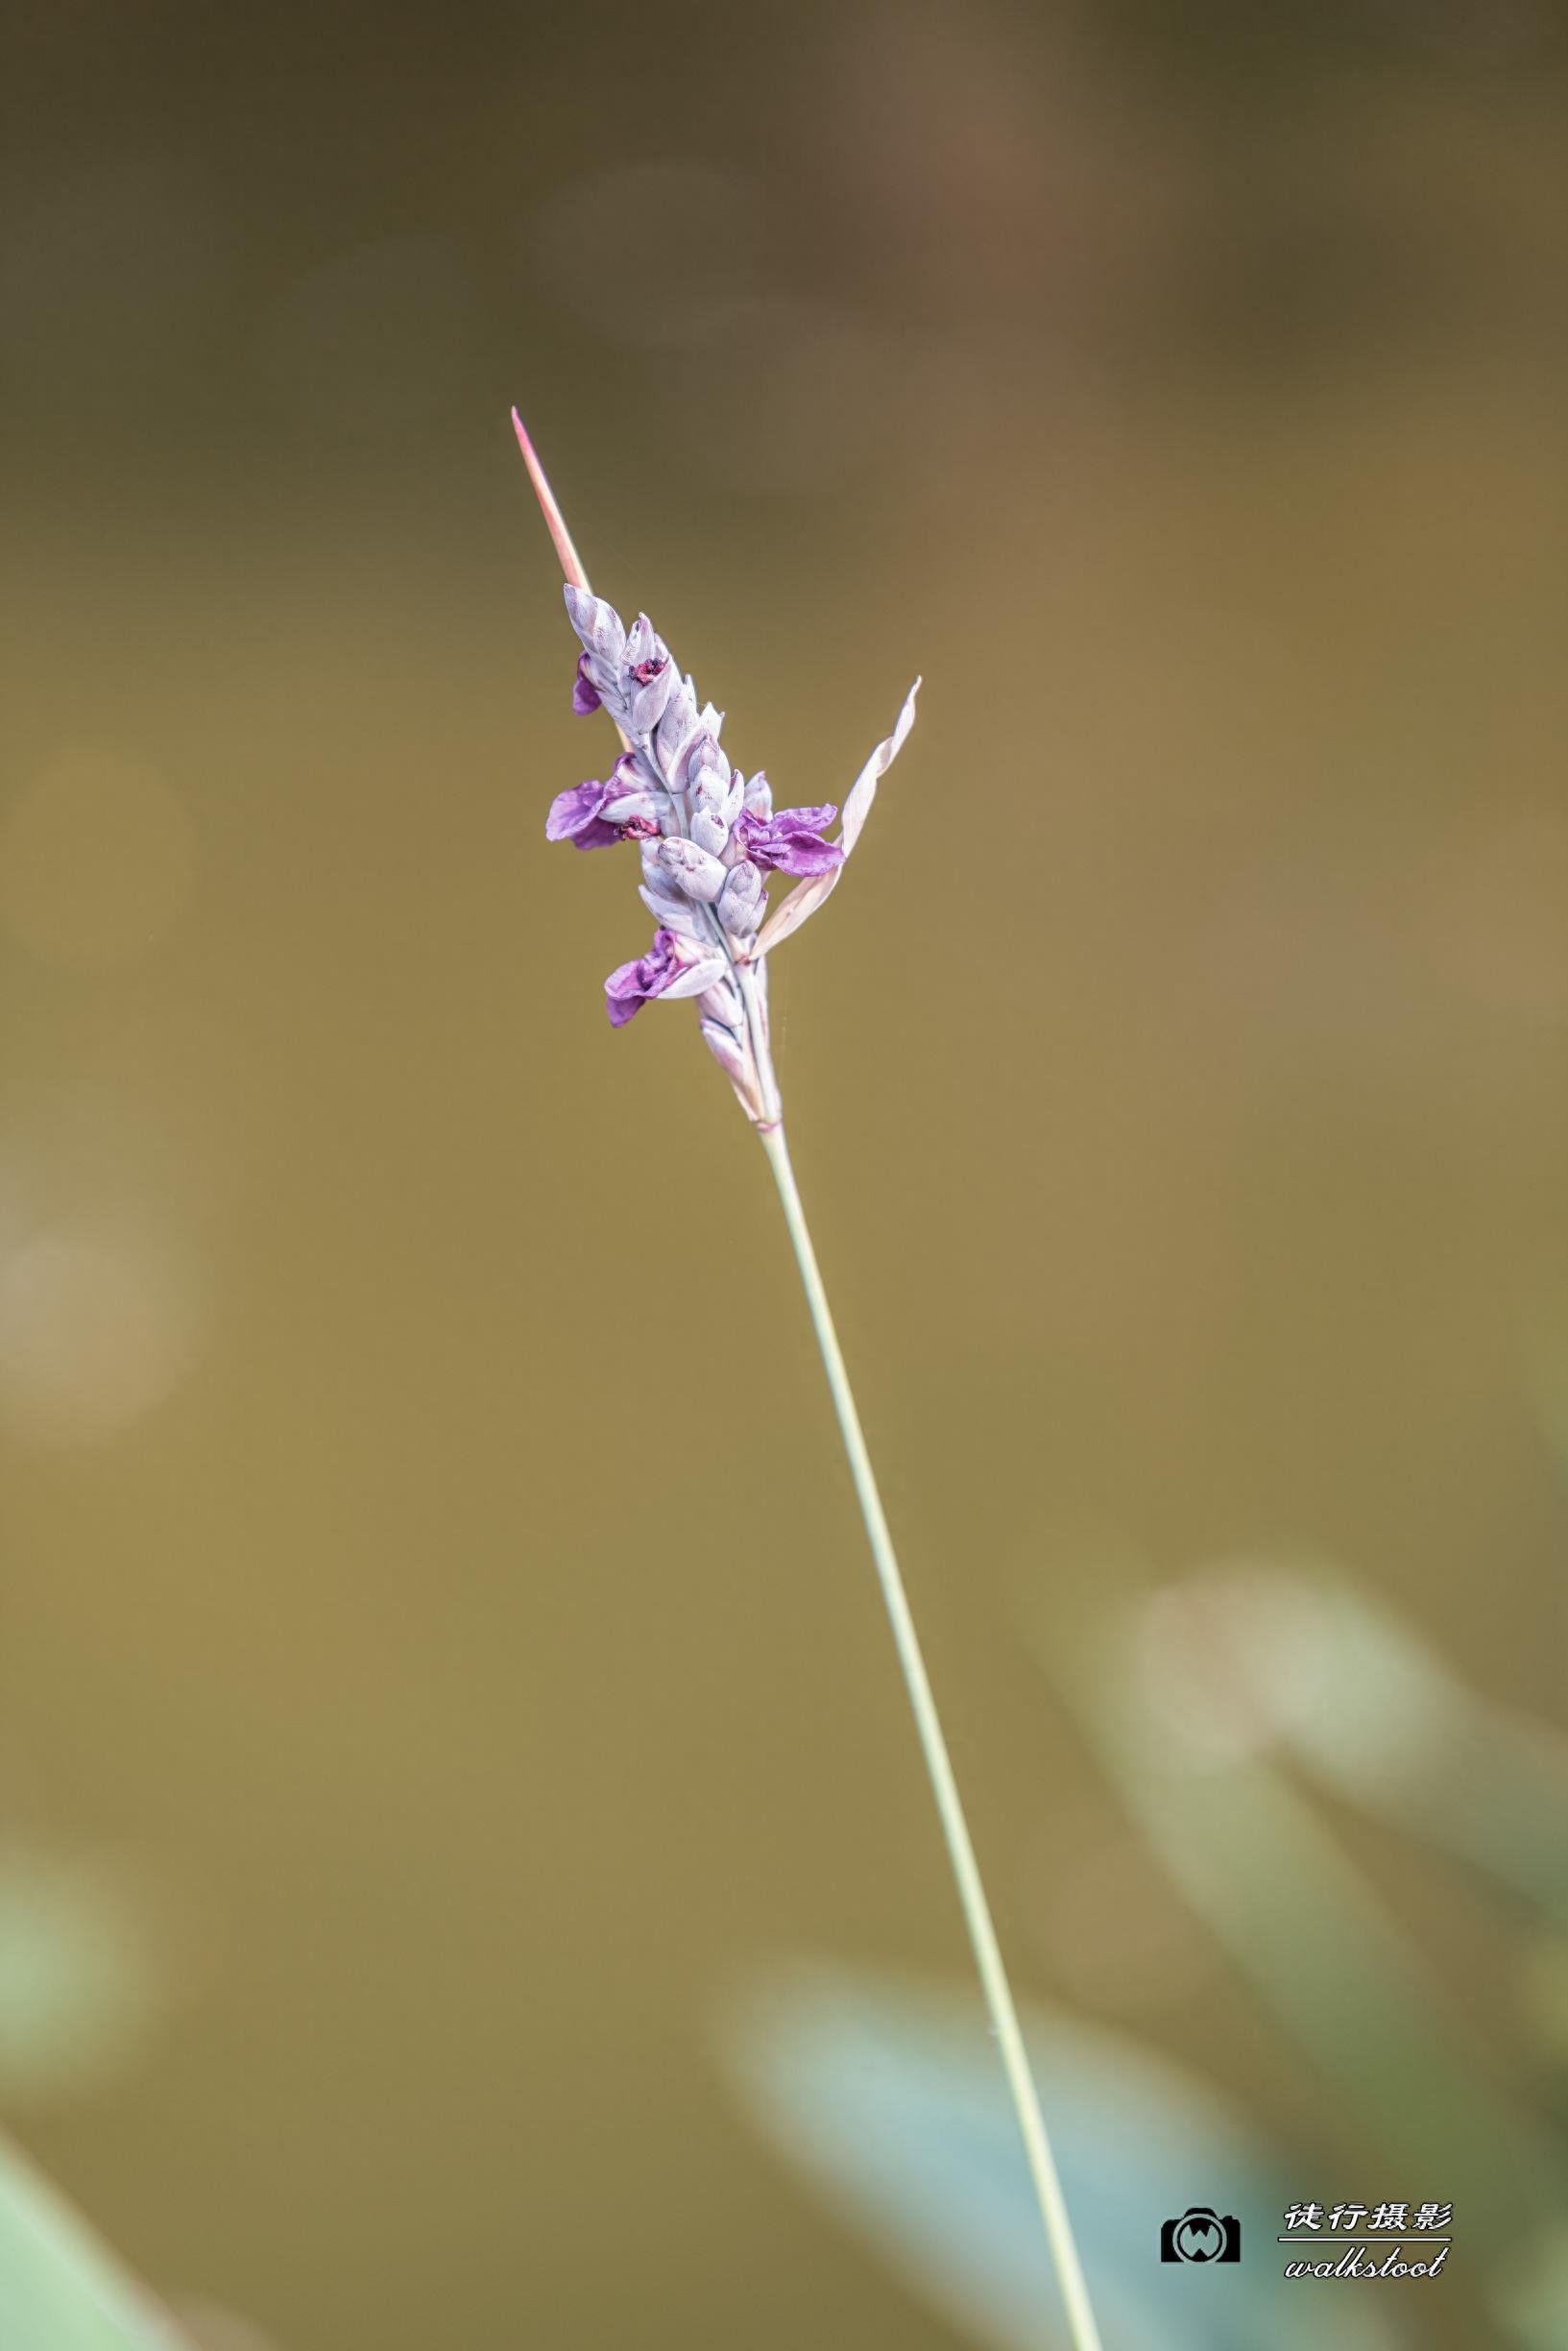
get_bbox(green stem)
[759,1121,1103,2351]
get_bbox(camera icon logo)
[1160,2207,1242,2265]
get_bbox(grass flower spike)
[540,540,919,1128]
[514,410,1103,2351]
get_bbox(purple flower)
[546,760,659,852]
[572,652,602,716]
[604,929,685,1028]
[735,803,843,878]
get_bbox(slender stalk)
[759,1120,1103,2351]
[509,410,1098,2342]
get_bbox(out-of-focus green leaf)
[725,1964,1404,2351]
[0,1847,168,2107]
[1029,1563,1567,2239]
[1254,1573,1568,1921]
[0,2133,186,2349]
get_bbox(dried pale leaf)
[841,679,920,858]
[752,867,841,957]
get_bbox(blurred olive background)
[3,2,1568,2346]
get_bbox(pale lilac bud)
[655,678,702,778]
[597,754,660,829]
[638,850,707,932]
[690,807,730,857]
[689,763,723,812]
[656,836,728,904]
[629,664,676,735]
[717,860,764,934]
[623,614,667,682]
[602,789,659,828]
[742,769,774,817]
[659,951,729,1001]
[685,739,728,793]
[564,587,625,667]
[638,883,705,939]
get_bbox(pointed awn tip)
[510,409,592,594]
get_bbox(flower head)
[515,412,919,1123]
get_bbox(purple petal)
[605,969,649,1026]
[572,653,602,716]
[734,804,845,877]
[761,831,844,878]
[545,780,610,842]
